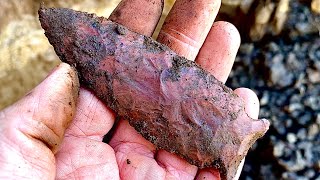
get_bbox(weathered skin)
[39,7,270,180]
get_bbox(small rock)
[273,120,287,135]
[271,53,284,64]
[295,78,306,94]
[308,39,320,61]
[290,94,303,103]
[291,110,300,119]
[274,141,285,157]
[307,68,320,83]
[287,52,304,70]
[260,92,269,106]
[308,123,319,139]
[270,62,294,87]
[287,133,297,144]
[282,172,310,180]
[297,141,313,162]
[297,128,307,140]
[239,43,254,55]
[316,114,320,124]
[279,150,307,171]
[298,113,312,125]
[295,22,318,34]
[267,42,280,52]
[282,172,294,179]
[304,95,320,111]
[304,169,315,178]
[288,103,304,112]
[311,0,320,14]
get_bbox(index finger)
[157,0,221,60]
[109,0,164,36]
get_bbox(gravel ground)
[226,1,320,179]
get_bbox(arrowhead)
[39,6,270,180]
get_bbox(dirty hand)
[0,0,260,179]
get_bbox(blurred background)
[0,0,319,179]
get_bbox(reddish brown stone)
[39,7,269,180]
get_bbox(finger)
[234,87,260,119]
[155,150,198,179]
[109,120,197,179]
[196,168,220,180]
[64,88,116,141]
[157,0,221,60]
[1,63,79,153]
[55,136,119,179]
[109,120,166,179]
[55,89,118,179]
[233,88,260,179]
[195,88,260,180]
[196,21,241,83]
[110,120,198,179]
[109,0,164,36]
[0,63,79,179]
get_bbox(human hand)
[0,0,260,179]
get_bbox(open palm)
[0,0,260,179]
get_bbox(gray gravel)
[226,1,320,179]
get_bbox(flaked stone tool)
[39,6,270,180]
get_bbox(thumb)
[0,63,79,179]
